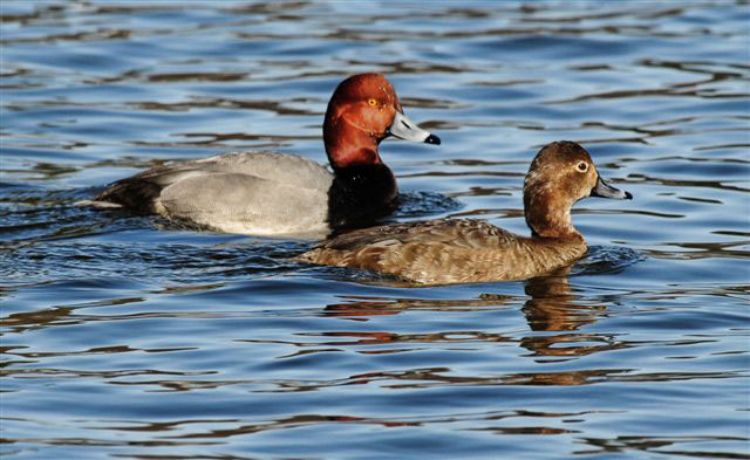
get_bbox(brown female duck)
[298,141,632,285]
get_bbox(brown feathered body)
[298,141,632,285]
[298,219,587,285]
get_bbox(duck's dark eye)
[367,98,378,107]
[577,161,588,173]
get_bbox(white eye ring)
[577,161,588,173]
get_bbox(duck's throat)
[524,193,580,239]
[324,118,382,169]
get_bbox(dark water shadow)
[395,191,464,218]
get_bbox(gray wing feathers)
[96,152,334,234]
[158,172,330,235]
[193,152,331,191]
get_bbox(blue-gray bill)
[388,111,441,145]
[592,176,633,200]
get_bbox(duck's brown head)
[323,73,440,170]
[523,141,632,239]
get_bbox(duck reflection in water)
[519,270,627,359]
[313,273,630,388]
[322,271,625,361]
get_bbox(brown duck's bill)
[387,111,441,145]
[591,176,633,200]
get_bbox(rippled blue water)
[1,1,749,459]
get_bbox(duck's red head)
[323,73,440,170]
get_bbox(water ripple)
[1,1,748,459]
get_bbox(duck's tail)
[92,176,163,214]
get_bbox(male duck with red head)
[95,73,440,236]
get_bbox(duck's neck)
[324,117,397,230]
[524,190,582,240]
[324,117,383,169]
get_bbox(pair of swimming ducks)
[95,73,632,285]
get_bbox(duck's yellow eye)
[367,98,378,107]
[577,161,588,173]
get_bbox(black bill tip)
[424,134,441,145]
[624,191,633,200]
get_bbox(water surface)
[1,1,749,459]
